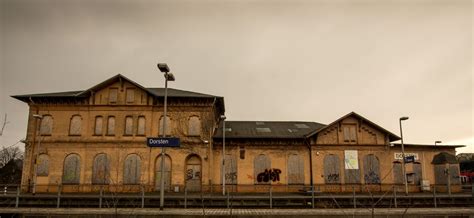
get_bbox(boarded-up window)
[364,154,380,184]
[185,155,201,192]
[159,116,171,136]
[92,153,110,184]
[393,162,403,184]
[94,116,103,135]
[413,162,422,185]
[449,165,461,185]
[123,154,141,184]
[324,154,340,184]
[188,116,201,136]
[434,164,448,185]
[223,154,237,184]
[69,115,82,135]
[124,116,133,135]
[254,154,272,184]
[126,88,135,103]
[62,154,81,184]
[156,155,171,191]
[107,116,115,135]
[39,115,53,135]
[109,88,118,103]
[137,116,146,135]
[343,125,357,142]
[288,154,304,184]
[37,154,49,176]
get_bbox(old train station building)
[12,74,462,193]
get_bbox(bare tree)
[0,145,23,168]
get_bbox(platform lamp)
[157,63,175,210]
[435,141,442,146]
[399,116,409,195]
[32,114,43,195]
[220,115,226,196]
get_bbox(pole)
[399,119,408,195]
[222,117,226,196]
[159,72,169,210]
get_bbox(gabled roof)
[75,74,154,97]
[11,74,224,103]
[305,112,400,142]
[213,121,326,139]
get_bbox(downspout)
[304,137,314,191]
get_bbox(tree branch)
[0,114,8,136]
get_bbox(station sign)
[394,152,419,161]
[147,137,180,147]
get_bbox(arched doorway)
[155,154,171,191]
[185,154,202,192]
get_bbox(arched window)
[137,116,146,135]
[107,116,115,136]
[156,154,171,191]
[63,154,81,184]
[94,116,103,135]
[185,155,201,192]
[188,116,201,136]
[124,116,133,135]
[92,153,110,184]
[69,115,82,135]
[123,154,141,184]
[37,154,49,176]
[324,154,340,184]
[288,154,304,184]
[39,115,53,135]
[364,154,381,184]
[254,154,272,184]
[159,116,171,136]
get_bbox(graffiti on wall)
[257,168,281,183]
[225,172,237,181]
[364,170,380,184]
[326,173,340,183]
[186,169,201,181]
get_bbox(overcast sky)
[1,0,472,153]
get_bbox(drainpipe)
[304,138,314,192]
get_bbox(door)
[155,155,171,191]
[185,155,202,192]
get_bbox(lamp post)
[157,63,175,210]
[434,141,442,146]
[220,115,226,196]
[32,114,43,195]
[399,116,409,195]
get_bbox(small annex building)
[12,74,463,193]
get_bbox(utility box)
[174,186,180,193]
[421,180,430,191]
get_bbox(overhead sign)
[147,137,180,147]
[394,153,419,161]
[344,150,359,170]
[405,156,415,163]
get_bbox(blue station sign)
[147,137,180,147]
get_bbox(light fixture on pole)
[157,62,175,210]
[220,115,226,196]
[399,116,409,195]
[32,114,43,195]
[435,141,442,146]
